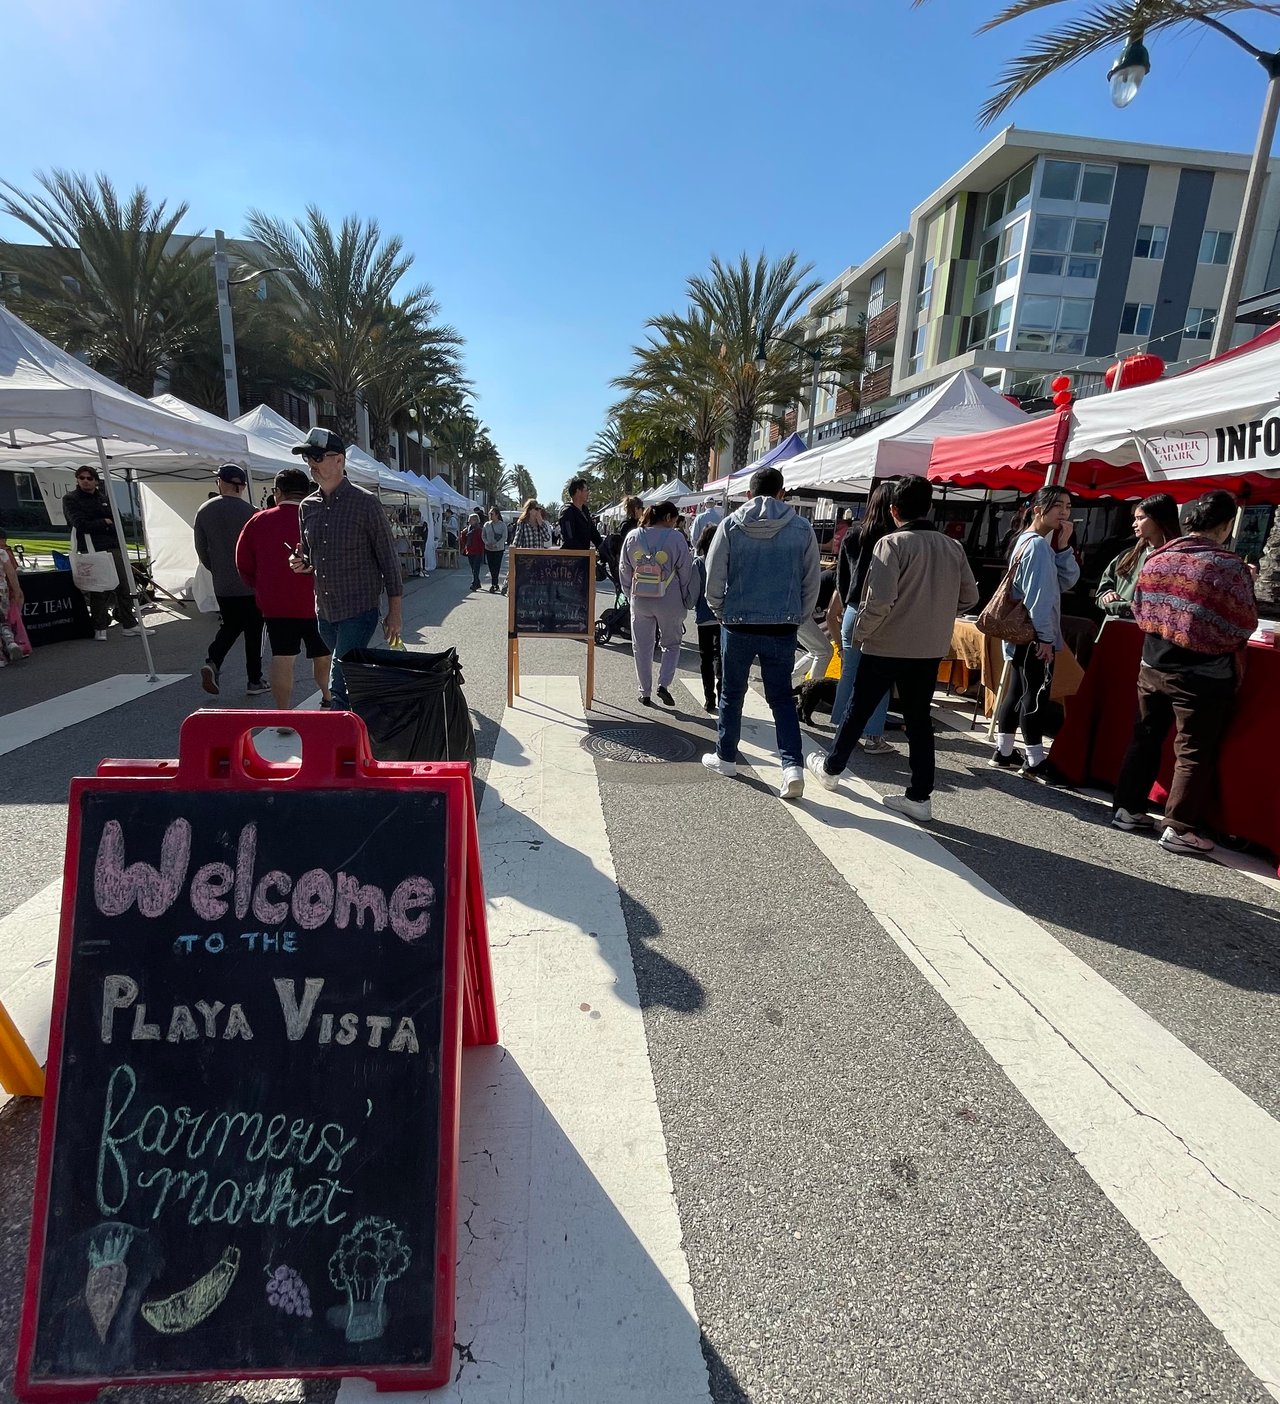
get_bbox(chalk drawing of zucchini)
[140,1246,240,1334]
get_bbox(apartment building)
[739,127,1280,469]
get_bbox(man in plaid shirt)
[288,428,403,708]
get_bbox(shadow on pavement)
[926,821,1280,995]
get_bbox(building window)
[975,218,1026,295]
[915,258,935,317]
[1040,159,1115,204]
[15,472,39,506]
[1027,215,1106,279]
[1120,302,1154,336]
[1032,214,1071,253]
[1186,306,1217,340]
[1199,230,1233,265]
[1080,164,1116,204]
[866,271,886,319]
[1041,160,1081,201]
[982,163,1034,229]
[1134,224,1168,259]
[1015,296,1092,354]
[909,324,927,375]
[970,298,1013,352]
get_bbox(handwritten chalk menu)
[506,548,596,709]
[509,548,592,637]
[20,782,458,1396]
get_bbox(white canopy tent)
[0,307,253,674]
[779,370,1030,494]
[143,393,307,600]
[641,477,694,503]
[1062,324,1280,484]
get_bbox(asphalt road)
[1,561,1276,1403]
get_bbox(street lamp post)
[212,229,285,419]
[754,331,824,448]
[1108,21,1280,359]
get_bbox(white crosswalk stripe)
[686,677,1280,1400]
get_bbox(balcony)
[864,301,899,350]
[861,365,894,404]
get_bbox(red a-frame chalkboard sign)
[17,709,497,1399]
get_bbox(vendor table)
[17,569,93,646]
[946,618,1084,716]
[1050,619,1280,866]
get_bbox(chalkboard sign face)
[26,785,450,1389]
[510,549,591,636]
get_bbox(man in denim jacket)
[702,465,820,801]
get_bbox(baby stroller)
[595,591,632,645]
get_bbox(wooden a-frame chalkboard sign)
[507,547,596,709]
[16,709,498,1399]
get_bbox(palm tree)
[245,206,431,444]
[581,420,643,497]
[613,311,727,486]
[0,170,217,395]
[511,464,538,502]
[685,253,823,471]
[361,295,466,463]
[926,0,1280,127]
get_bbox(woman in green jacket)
[1096,492,1181,620]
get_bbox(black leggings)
[997,643,1055,746]
[698,624,721,705]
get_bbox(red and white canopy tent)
[927,325,1280,504]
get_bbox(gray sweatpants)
[631,595,686,698]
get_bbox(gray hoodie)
[704,496,820,627]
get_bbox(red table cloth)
[1050,620,1280,869]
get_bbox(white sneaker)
[860,736,895,755]
[94,629,108,641]
[121,626,142,637]
[701,753,738,778]
[883,793,932,823]
[779,766,804,801]
[1111,807,1155,832]
[804,750,839,791]
[1159,826,1215,855]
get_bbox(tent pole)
[95,435,158,681]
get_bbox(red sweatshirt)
[235,502,317,618]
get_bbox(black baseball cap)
[292,427,346,459]
[216,463,249,486]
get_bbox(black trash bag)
[341,647,477,765]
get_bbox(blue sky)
[1,0,1271,500]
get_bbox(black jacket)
[63,487,120,552]
[559,502,603,553]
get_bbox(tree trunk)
[1255,510,1280,610]
[368,413,391,464]
[731,408,754,473]
[334,390,359,448]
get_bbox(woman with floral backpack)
[619,499,694,708]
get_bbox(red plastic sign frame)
[16,709,497,1399]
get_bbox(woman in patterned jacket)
[1111,490,1257,855]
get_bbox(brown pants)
[1113,664,1236,833]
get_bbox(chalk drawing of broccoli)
[328,1216,411,1342]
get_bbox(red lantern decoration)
[1104,353,1165,391]
[1050,374,1072,393]
[1053,389,1074,409]
[1003,394,1022,407]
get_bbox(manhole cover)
[581,725,700,765]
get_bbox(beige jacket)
[853,523,978,658]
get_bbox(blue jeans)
[718,627,803,769]
[317,607,380,708]
[832,603,889,737]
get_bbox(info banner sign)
[17,709,497,1399]
[506,547,595,709]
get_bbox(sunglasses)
[76,474,96,482]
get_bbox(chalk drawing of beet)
[328,1217,410,1342]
